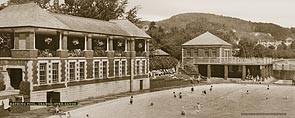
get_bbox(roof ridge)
[50,12,116,24]
[182,31,231,46]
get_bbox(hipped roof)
[152,49,170,56]
[182,32,231,46]
[0,2,150,38]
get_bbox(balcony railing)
[114,51,126,57]
[93,49,107,57]
[136,51,146,57]
[0,49,11,57]
[68,49,84,57]
[38,49,58,57]
[185,57,273,65]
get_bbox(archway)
[7,68,22,89]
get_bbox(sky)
[127,0,295,28]
[1,0,294,27]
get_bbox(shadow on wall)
[273,70,295,80]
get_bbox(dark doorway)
[47,91,60,103]
[198,65,207,77]
[139,80,143,90]
[7,68,22,89]
[211,65,224,78]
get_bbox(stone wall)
[30,77,149,109]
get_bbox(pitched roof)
[152,49,170,56]
[182,32,231,46]
[110,20,151,38]
[52,13,128,36]
[0,3,69,29]
[0,3,150,38]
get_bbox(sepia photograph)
[0,0,295,118]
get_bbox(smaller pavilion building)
[182,32,273,80]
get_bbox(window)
[115,61,120,77]
[69,62,75,81]
[205,49,209,57]
[186,49,191,57]
[79,62,85,80]
[102,61,107,78]
[212,49,217,57]
[142,60,146,74]
[122,61,126,76]
[52,63,59,83]
[194,48,198,57]
[94,61,100,79]
[39,63,47,84]
[136,60,140,75]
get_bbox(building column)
[84,35,93,79]
[11,28,38,58]
[125,39,128,52]
[107,36,115,78]
[145,39,149,57]
[58,32,62,50]
[130,38,136,92]
[207,65,211,78]
[57,31,68,58]
[224,65,228,80]
[242,65,246,80]
[87,35,92,50]
[84,35,87,51]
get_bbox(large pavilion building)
[182,32,273,80]
[0,2,150,109]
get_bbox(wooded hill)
[143,13,295,59]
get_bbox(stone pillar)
[11,28,38,58]
[207,65,211,78]
[224,65,228,80]
[87,35,92,50]
[146,40,150,74]
[84,35,87,51]
[145,40,149,57]
[58,32,62,50]
[195,64,199,75]
[242,65,246,80]
[57,31,68,58]
[130,38,136,92]
[84,35,93,79]
[260,65,264,78]
[107,36,114,78]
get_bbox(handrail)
[190,57,273,65]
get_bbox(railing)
[273,64,295,70]
[114,51,126,57]
[38,49,58,57]
[0,49,11,57]
[68,49,84,57]
[136,51,146,57]
[93,49,107,57]
[185,57,273,65]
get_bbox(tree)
[8,0,50,7]
[7,0,140,23]
[291,41,295,49]
[253,44,266,57]
[125,6,141,25]
[277,42,287,50]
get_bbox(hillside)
[143,13,295,59]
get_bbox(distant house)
[182,31,273,80]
